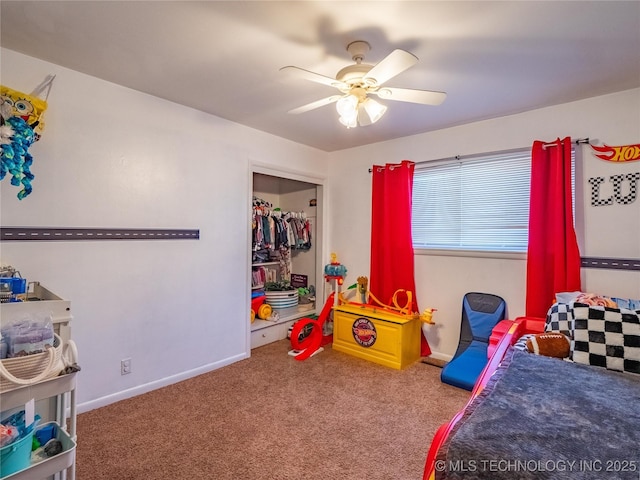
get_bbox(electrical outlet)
[121,358,132,375]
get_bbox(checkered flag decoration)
[589,172,639,206]
[571,304,640,375]
[613,172,640,205]
[589,177,613,206]
[545,302,575,338]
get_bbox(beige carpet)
[76,340,469,480]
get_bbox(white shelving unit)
[1,284,77,480]
[250,262,315,349]
[1,284,72,346]
[1,374,77,480]
[251,261,279,290]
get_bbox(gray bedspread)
[436,349,640,479]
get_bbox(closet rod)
[253,207,307,218]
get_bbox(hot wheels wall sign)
[588,141,640,206]
[591,143,640,163]
[352,317,377,347]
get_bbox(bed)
[423,297,640,480]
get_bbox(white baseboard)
[77,352,249,414]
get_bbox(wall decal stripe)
[0,227,199,241]
[1,229,635,270]
[581,257,640,271]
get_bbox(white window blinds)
[411,149,533,252]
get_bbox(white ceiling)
[2,1,639,152]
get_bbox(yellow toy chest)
[332,304,422,369]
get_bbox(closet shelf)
[251,306,316,332]
[252,261,278,267]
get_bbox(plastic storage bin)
[0,431,33,478]
[0,422,76,480]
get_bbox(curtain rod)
[367,138,591,172]
[542,137,590,149]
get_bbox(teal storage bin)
[0,431,33,478]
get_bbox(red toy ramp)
[290,292,335,361]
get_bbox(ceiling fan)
[280,41,446,128]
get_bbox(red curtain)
[370,160,431,356]
[526,137,582,318]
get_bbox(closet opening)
[249,169,325,350]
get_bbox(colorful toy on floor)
[338,275,436,325]
[289,254,348,360]
[289,291,336,360]
[289,253,436,362]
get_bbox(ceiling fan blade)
[362,49,418,86]
[287,95,341,114]
[373,87,447,106]
[280,66,347,89]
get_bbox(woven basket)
[0,334,63,392]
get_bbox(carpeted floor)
[76,340,469,480]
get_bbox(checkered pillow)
[513,334,534,352]
[545,302,575,338]
[571,304,640,375]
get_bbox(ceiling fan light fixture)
[282,40,446,127]
[336,89,386,128]
[336,94,359,117]
[339,112,357,128]
[362,98,387,124]
[356,105,372,127]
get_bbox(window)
[412,148,575,253]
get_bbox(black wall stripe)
[581,257,640,271]
[1,227,199,241]
[1,229,637,271]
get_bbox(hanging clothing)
[277,246,292,281]
[251,207,312,255]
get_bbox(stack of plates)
[265,290,299,309]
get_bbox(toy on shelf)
[250,294,276,323]
[0,265,27,304]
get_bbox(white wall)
[328,88,640,360]
[0,49,329,411]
